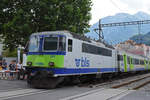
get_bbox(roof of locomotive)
[31,30,72,37]
[31,30,114,49]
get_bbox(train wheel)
[28,71,64,89]
[31,76,64,89]
[46,77,64,89]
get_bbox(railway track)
[79,73,150,90]
[111,75,150,89]
[111,74,150,90]
[132,80,150,90]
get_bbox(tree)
[0,0,92,51]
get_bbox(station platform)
[62,88,150,100]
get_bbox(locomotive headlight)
[27,61,32,66]
[49,62,54,67]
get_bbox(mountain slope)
[130,32,150,46]
[86,11,150,44]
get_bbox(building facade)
[115,40,150,57]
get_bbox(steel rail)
[132,80,150,90]
[111,75,150,89]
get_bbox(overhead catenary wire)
[108,0,145,44]
[109,0,135,22]
[93,0,134,44]
[95,20,150,44]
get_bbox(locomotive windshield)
[43,36,66,51]
[44,37,58,50]
[28,35,66,52]
[28,36,39,52]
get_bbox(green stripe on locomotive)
[144,60,147,69]
[26,55,64,68]
[123,54,127,72]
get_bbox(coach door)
[117,54,124,72]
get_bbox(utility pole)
[94,19,104,42]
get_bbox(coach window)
[117,55,123,61]
[140,60,144,65]
[131,58,133,64]
[68,39,72,52]
[132,59,135,64]
[127,56,130,64]
[135,59,139,65]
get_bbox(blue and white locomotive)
[24,30,150,88]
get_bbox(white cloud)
[119,0,150,13]
[119,0,150,9]
[119,0,144,9]
[90,0,150,24]
[90,0,120,25]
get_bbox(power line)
[109,0,123,11]
[109,0,134,21]
[109,0,143,44]
[100,20,150,27]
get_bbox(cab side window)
[59,37,66,51]
[68,39,72,52]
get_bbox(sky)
[90,0,150,25]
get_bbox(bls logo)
[75,57,90,67]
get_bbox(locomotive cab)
[25,32,69,88]
[26,33,66,69]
